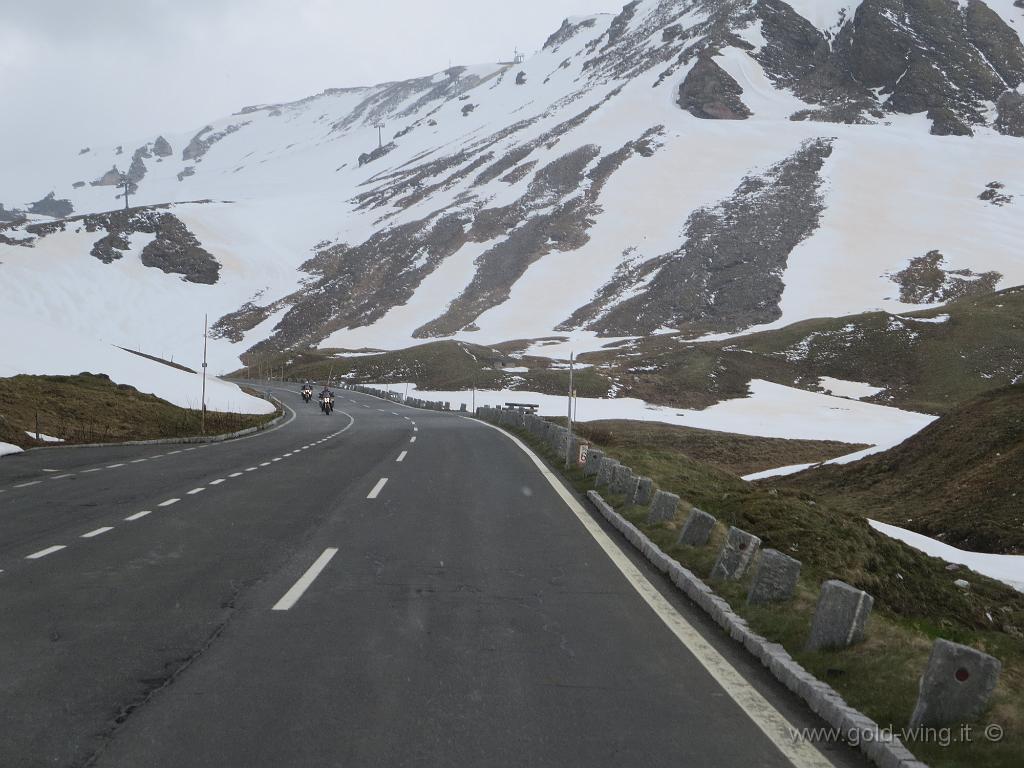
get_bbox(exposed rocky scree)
[3,206,220,284]
[569,137,834,337]
[753,0,1024,135]
[215,125,665,350]
[979,181,1014,206]
[890,251,1002,304]
[27,192,74,218]
[678,54,752,119]
[183,123,249,162]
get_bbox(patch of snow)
[784,1,864,36]
[0,316,273,415]
[818,376,884,400]
[25,431,64,443]
[870,520,1024,593]
[901,314,950,324]
[0,442,24,457]
[368,378,934,446]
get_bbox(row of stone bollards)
[346,384,454,411]
[473,406,1006,735]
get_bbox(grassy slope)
[0,374,276,448]
[776,383,1024,555]
[242,340,616,398]
[585,286,1024,415]
[562,419,866,477]
[502,420,1024,768]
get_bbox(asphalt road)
[0,385,871,768]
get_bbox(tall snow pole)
[566,351,574,469]
[201,313,208,434]
[119,173,130,211]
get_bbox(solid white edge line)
[396,451,407,463]
[82,526,113,538]
[367,477,388,499]
[125,510,152,521]
[26,545,66,559]
[466,417,834,768]
[271,548,339,611]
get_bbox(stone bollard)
[709,527,761,582]
[646,491,680,524]
[583,449,605,477]
[595,457,620,488]
[677,507,716,547]
[806,580,874,651]
[633,477,655,506]
[460,403,467,412]
[610,464,631,495]
[908,639,1002,730]
[747,549,801,605]
[621,473,640,503]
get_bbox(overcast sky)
[1,0,622,162]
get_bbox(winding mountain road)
[0,385,870,768]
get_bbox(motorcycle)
[320,395,334,415]
[301,387,313,403]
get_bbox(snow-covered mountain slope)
[3,0,1023,388]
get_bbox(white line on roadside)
[159,498,180,507]
[209,479,225,485]
[14,481,41,488]
[471,419,834,768]
[283,453,293,457]
[131,459,147,464]
[260,462,271,467]
[396,451,407,463]
[229,472,243,478]
[107,463,125,469]
[271,458,282,462]
[42,468,58,473]
[187,488,205,495]
[367,478,388,499]
[245,467,257,472]
[271,548,339,611]
[82,526,113,538]
[125,511,151,521]
[168,450,182,455]
[51,474,74,480]
[26,545,65,560]
[82,468,102,474]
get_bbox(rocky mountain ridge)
[1,0,1022,375]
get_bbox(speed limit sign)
[578,442,589,466]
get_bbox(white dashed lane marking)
[187,488,205,495]
[81,526,113,539]
[26,545,65,560]
[14,481,41,488]
[131,459,147,464]
[107,464,125,469]
[396,451,407,463]
[209,479,225,485]
[125,511,151,521]
[272,548,338,611]
[410,436,416,443]
[158,498,180,507]
[229,472,243,478]
[245,467,257,472]
[367,478,388,499]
